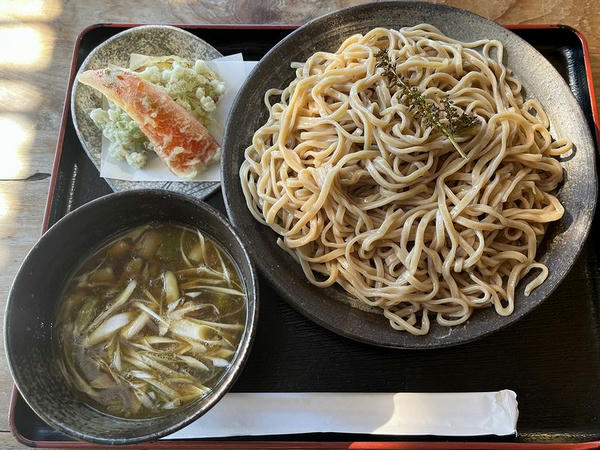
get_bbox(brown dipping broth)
[55,223,246,418]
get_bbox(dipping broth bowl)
[4,190,258,445]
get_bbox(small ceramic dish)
[71,25,222,200]
[4,190,259,444]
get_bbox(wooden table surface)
[1,0,598,448]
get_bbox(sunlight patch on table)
[0,192,8,218]
[0,114,34,179]
[0,0,62,21]
[0,24,54,70]
[0,81,42,111]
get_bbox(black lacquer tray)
[9,24,600,448]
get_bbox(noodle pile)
[240,25,570,335]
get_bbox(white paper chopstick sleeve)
[166,390,518,439]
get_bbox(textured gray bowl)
[222,2,597,349]
[71,25,222,200]
[4,190,258,444]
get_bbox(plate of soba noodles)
[222,1,597,348]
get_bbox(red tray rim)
[11,22,600,449]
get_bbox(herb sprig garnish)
[376,49,478,158]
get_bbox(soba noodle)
[240,25,570,335]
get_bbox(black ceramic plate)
[221,2,597,349]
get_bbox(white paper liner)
[98,53,257,182]
[166,390,518,439]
